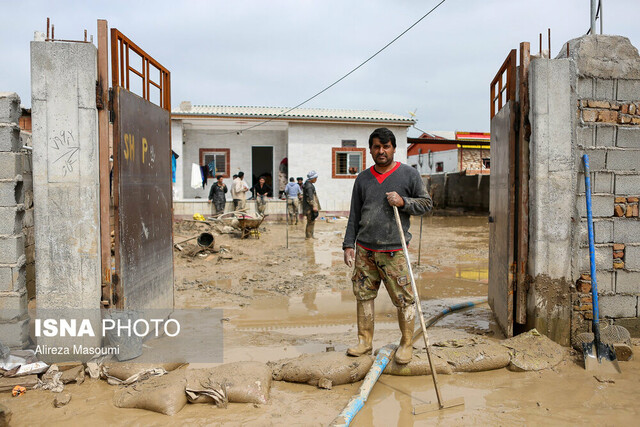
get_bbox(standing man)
[233,171,249,212]
[208,175,228,215]
[284,177,302,224]
[342,128,432,365]
[297,177,304,223]
[251,176,272,216]
[231,174,239,210]
[302,170,320,239]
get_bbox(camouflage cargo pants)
[351,245,414,308]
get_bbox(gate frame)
[488,43,532,336]
[96,21,173,309]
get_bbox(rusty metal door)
[488,50,517,337]
[112,87,173,309]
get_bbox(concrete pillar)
[0,92,29,349]
[30,40,101,359]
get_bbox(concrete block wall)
[528,35,640,344]
[21,146,35,299]
[575,78,640,332]
[0,92,29,348]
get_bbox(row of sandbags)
[107,329,564,415]
[108,361,272,415]
[270,329,565,386]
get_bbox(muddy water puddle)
[351,356,640,426]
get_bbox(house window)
[482,158,490,169]
[435,162,444,172]
[199,148,230,178]
[342,140,357,148]
[332,147,366,179]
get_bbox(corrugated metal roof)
[172,104,415,124]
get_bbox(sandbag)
[270,352,373,388]
[383,351,452,376]
[432,339,511,372]
[113,367,187,416]
[501,329,564,371]
[186,361,271,404]
[103,362,184,382]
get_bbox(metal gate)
[488,44,530,337]
[97,23,173,310]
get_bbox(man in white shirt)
[233,171,249,212]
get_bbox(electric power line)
[217,0,448,136]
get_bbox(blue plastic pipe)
[583,155,603,344]
[331,298,488,426]
[330,345,394,427]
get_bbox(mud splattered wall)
[528,35,640,344]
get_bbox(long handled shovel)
[581,154,621,374]
[392,206,464,414]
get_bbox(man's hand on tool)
[386,191,405,207]
[344,247,355,267]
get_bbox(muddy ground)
[3,216,640,425]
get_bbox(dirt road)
[3,216,639,425]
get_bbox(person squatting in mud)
[342,127,432,365]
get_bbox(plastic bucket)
[197,232,215,248]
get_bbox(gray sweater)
[343,163,432,251]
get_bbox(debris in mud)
[0,375,37,393]
[36,366,64,393]
[186,361,272,404]
[11,385,26,397]
[103,362,183,383]
[613,343,633,361]
[59,365,85,385]
[501,329,564,371]
[185,382,228,408]
[106,368,168,386]
[113,366,188,416]
[594,375,615,384]
[53,393,71,408]
[270,352,373,388]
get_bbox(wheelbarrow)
[238,215,267,239]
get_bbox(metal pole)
[393,206,443,407]
[599,0,603,34]
[417,215,423,266]
[590,0,597,35]
[286,199,289,249]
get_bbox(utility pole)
[590,0,598,35]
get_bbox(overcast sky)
[2,1,639,136]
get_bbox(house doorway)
[251,146,274,192]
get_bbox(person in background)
[252,176,272,216]
[208,175,228,216]
[233,172,249,212]
[284,177,302,224]
[231,174,239,210]
[297,177,304,223]
[302,170,320,239]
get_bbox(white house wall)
[171,120,184,199]
[181,127,287,199]
[287,123,408,212]
[407,148,459,175]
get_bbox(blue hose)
[331,298,488,426]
